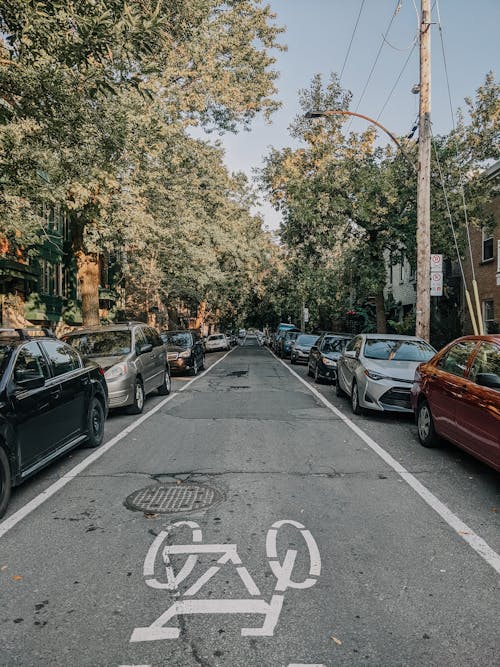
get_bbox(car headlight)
[179,350,191,358]
[105,362,129,380]
[321,356,337,367]
[365,369,388,381]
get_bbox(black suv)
[0,328,108,518]
[161,330,205,376]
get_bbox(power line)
[346,0,402,133]
[339,0,366,83]
[435,0,476,282]
[376,42,417,120]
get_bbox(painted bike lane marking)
[0,350,233,540]
[270,349,500,577]
[130,519,321,642]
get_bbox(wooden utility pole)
[416,0,431,340]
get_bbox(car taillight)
[98,367,105,377]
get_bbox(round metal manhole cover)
[125,484,223,514]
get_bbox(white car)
[336,334,436,414]
[205,333,230,352]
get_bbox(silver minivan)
[63,322,171,413]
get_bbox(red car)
[410,335,500,472]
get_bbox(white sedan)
[205,333,230,352]
[336,333,436,414]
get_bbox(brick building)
[463,160,500,334]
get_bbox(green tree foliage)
[260,72,499,335]
[0,0,284,324]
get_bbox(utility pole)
[416,0,431,340]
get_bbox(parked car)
[307,333,352,382]
[411,335,500,472]
[277,330,301,358]
[336,334,436,415]
[0,328,108,518]
[205,333,230,352]
[161,330,204,376]
[288,333,319,365]
[63,321,170,414]
[226,332,238,347]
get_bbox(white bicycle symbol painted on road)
[130,519,321,642]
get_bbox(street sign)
[430,254,443,272]
[303,308,309,323]
[430,271,443,296]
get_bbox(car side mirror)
[15,372,46,390]
[138,343,153,355]
[343,350,357,359]
[475,372,500,390]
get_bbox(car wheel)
[190,359,199,377]
[314,366,322,384]
[417,400,439,448]
[85,397,105,448]
[351,380,362,415]
[127,379,145,415]
[200,355,205,371]
[291,356,297,365]
[0,446,12,520]
[157,368,171,395]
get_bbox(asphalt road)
[0,337,498,667]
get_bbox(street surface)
[1,336,499,667]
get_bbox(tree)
[0,1,284,324]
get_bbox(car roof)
[65,322,146,335]
[443,334,500,345]
[362,333,427,341]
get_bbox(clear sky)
[200,0,500,230]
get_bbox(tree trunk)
[375,288,387,334]
[76,250,100,326]
[195,299,207,330]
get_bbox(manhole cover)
[125,484,223,514]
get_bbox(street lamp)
[304,109,415,171]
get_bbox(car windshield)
[322,338,349,353]
[364,338,435,362]
[163,332,191,348]
[66,331,132,357]
[296,334,319,346]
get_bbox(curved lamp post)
[304,109,416,171]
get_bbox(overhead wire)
[339,0,366,84]
[345,0,403,134]
[435,0,476,282]
[376,43,417,121]
[434,0,483,331]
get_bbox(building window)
[482,229,494,262]
[483,300,494,332]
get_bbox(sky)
[199,0,500,231]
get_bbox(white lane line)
[270,349,500,577]
[0,350,233,540]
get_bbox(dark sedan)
[307,333,352,383]
[0,328,108,518]
[290,333,319,365]
[411,335,500,471]
[161,330,205,376]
